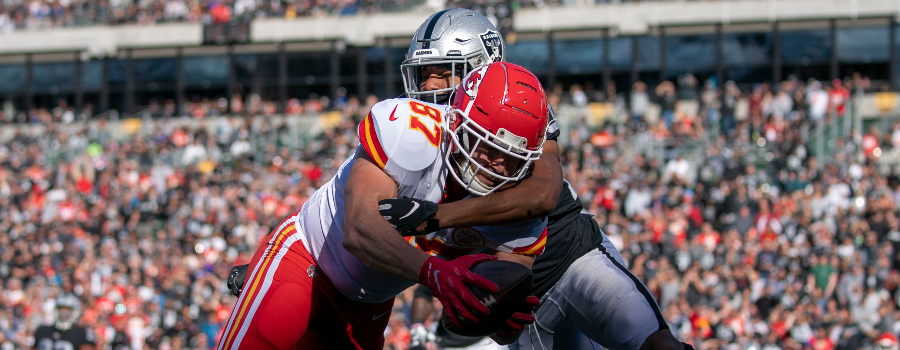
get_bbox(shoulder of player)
[358,98,447,171]
[367,98,446,130]
[34,325,53,336]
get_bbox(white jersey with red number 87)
[296,98,546,303]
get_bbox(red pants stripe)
[217,219,395,350]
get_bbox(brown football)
[441,260,534,337]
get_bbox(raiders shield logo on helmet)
[451,228,486,246]
[479,30,504,63]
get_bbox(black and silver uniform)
[529,107,603,298]
[34,325,96,350]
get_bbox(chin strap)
[457,160,494,196]
[419,91,450,105]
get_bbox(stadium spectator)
[830,78,851,118]
[656,81,678,128]
[721,80,741,136]
[807,80,830,122]
[630,81,650,127]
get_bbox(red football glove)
[495,295,540,339]
[418,254,499,328]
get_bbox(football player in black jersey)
[228,9,691,350]
[33,294,96,350]
[382,10,690,350]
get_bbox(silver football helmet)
[54,293,83,331]
[402,9,505,104]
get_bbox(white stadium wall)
[1,0,899,55]
[0,23,204,56]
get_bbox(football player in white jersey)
[217,61,550,350]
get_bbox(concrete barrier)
[1,0,897,55]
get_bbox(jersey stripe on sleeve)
[358,112,389,169]
[512,227,548,256]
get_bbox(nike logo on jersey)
[389,105,399,121]
[372,311,390,321]
[400,202,419,220]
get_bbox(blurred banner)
[204,22,252,45]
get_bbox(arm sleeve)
[358,110,390,170]
[480,218,549,256]
[546,105,560,142]
[357,98,444,176]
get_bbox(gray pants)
[510,233,666,350]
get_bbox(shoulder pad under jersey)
[358,98,449,172]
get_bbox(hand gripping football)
[441,260,534,337]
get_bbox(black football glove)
[227,264,250,297]
[378,197,439,236]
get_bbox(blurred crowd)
[0,101,366,349]
[556,72,869,141]
[0,72,900,350]
[0,0,421,32]
[553,74,900,349]
[0,0,750,33]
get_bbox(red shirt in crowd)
[698,230,721,250]
[58,201,76,222]
[863,134,879,158]
[829,81,850,116]
[593,186,616,212]
[811,336,835,350]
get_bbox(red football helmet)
[446,61,549,196]
[879,332,899,350]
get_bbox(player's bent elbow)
[341,224,364,254]
[528,191,557,218]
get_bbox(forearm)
[344,220,430,282]
[343,152,431,282]
[435,141,563,228]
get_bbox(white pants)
[509,233,666,350]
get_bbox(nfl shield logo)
[479,30,504,63]
[307,265,318,279]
